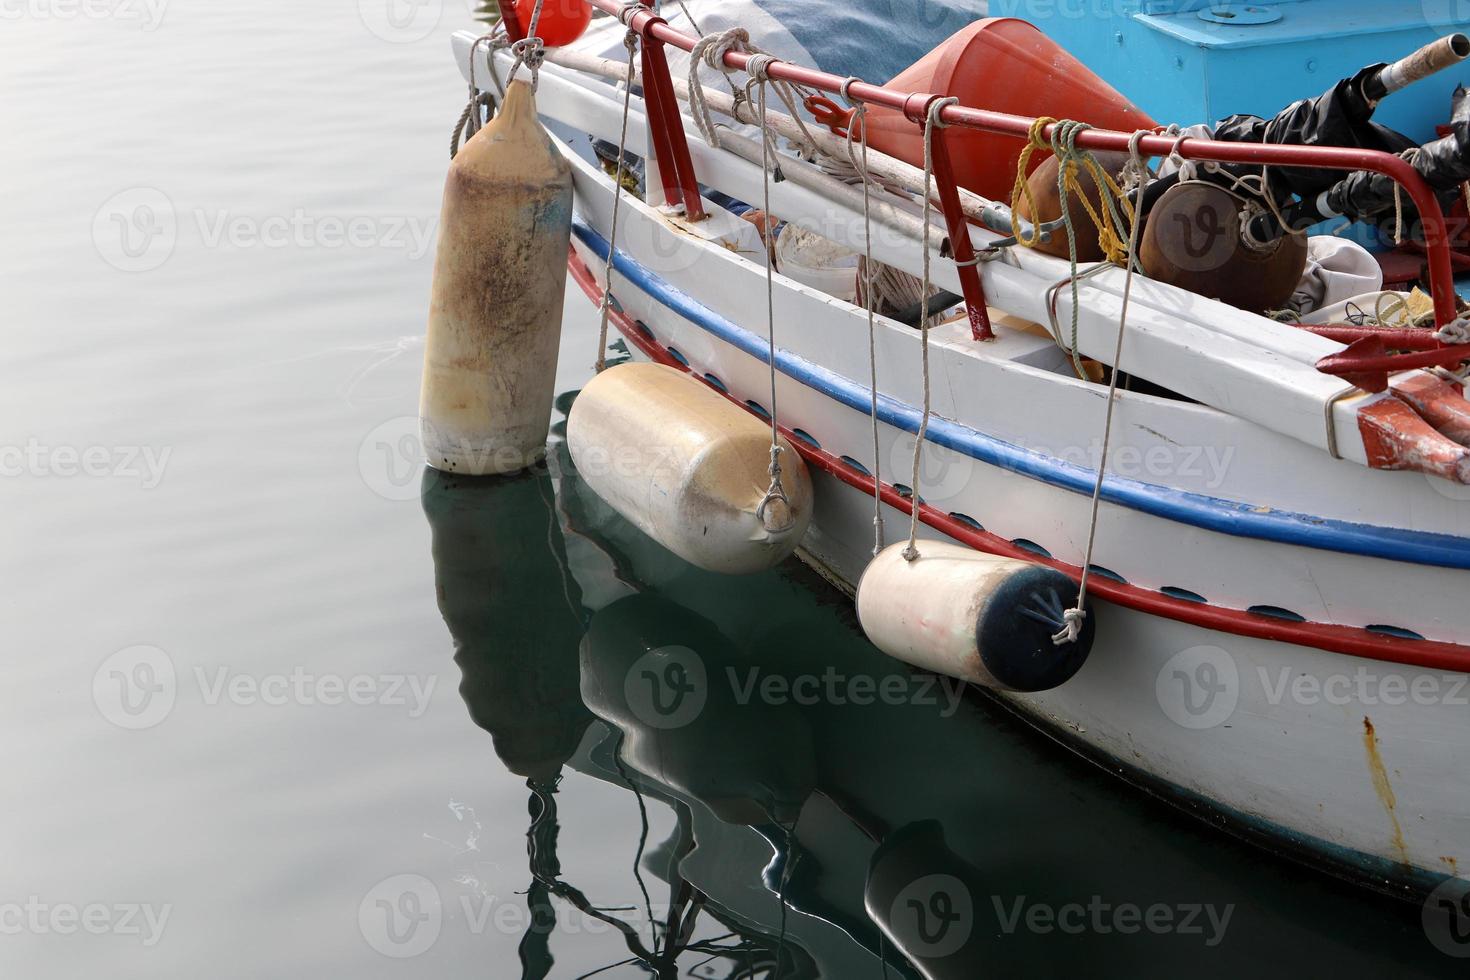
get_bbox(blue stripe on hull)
[573,218,1470,571]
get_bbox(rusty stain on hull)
[1362,717,1410,866]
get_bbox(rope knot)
[757,444,794,533]
[688,28,766,149]
[1437,317,1470,345]
[926,95,959,129]
[616,0,643,25]
[1051,607,1086,647]
[745,52,778,82]
[694,27,752,72]
[509,35,546,87]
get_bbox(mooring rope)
[687,28,758,149]
[1010,117,1134,262]
[449,32,504,158]
[749,58,795,533]
[1052,130,1151,646]
[901,96,958,563]
[1160,127,1310,250]
[665,0,701,33]
[841,78,885,555]
[595,27,642,374]
[449,91,497,158]
[508,0,549,87]
[1009,117,1135,379]
[690,30,820,162]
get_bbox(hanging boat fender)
[420,79,573,474]
[857,542,1094,693]
[567,363,813,574]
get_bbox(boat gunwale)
[564,0,1463,333]
[571,216,1470,570]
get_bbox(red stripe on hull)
[567,247,1470,671]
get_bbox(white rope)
[1436,317,1470,345]
[843,82,884,555]
[508,0,549,88]
[759,60,821,161]
[666,0,701,32]
[1163,126,1307,246]
[688,27,754,149]
[450,32,503,158]
[750,63,794,533]
[595,29,641,374]
[901,97,958,563]
[1051,130,1151,646]
[1162,126,1195,183]
[688,40,819,163]
[1390,148,1419,246]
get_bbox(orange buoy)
[863,18,1156,201]
[512,0,592,48]
[1015,150,1132,262]
[1139,180,1308,314]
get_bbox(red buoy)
[864,18,1156,201]
[512,0,592,48]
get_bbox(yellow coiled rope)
[1010,116,1136,265]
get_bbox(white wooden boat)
[450,8,1470,903]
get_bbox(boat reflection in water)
[423,406,1452,978]
[423,436,816,978]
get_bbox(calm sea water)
[0,2,1462,976]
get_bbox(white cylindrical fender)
[420,80,572,475]
[566,363,813,574]
[857,542,1094,692]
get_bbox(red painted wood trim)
[568,245,1470,671]
[638,43,687,211]
[928,118,993,341]
[639,31,705,221]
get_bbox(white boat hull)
[563,163,1470,898]
[450,34,1470,897]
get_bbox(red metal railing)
[508,0,1470,382]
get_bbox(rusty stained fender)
[420,80,573,475]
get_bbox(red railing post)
[637,39,689,210]
[495,0,523,42]
[923,108,995,341]
[636,24,705,220]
